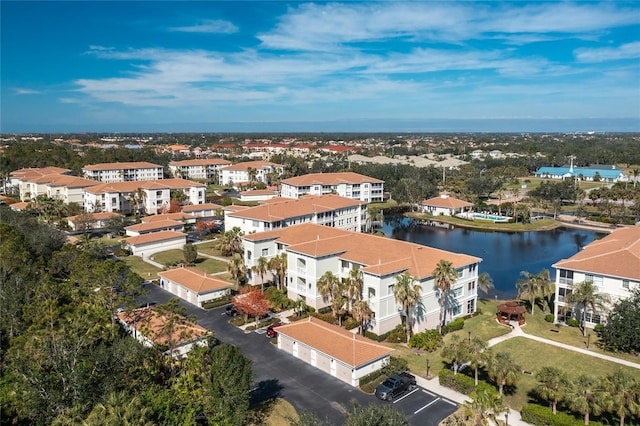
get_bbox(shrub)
[521,404,605,426]
[201,296,231,310]
[385,324,408,343]
[310,311,336,324]
[544,314,555,323]
[409,329,444,352]
[264,287,292,311]
[442,318,465,334]
[343,316,359,330]
[438,369,497,397]
[318,306,332,315]
[593,323,604,334]
[566,318,580,327]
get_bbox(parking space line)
[422,389,436,397]
[392,387,420,404]
[414,397,440,414]
[441,398,457,406]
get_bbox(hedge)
[442,317,465,334]
[521,404,605,426]
[566,318,580,327]
[438,368,497,397]
[201,296,231,310]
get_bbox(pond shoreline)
[406,213,615,234]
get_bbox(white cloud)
[169,19,238,34]
[574,41,640,62]
[14,88,41,95]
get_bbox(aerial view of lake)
[381,216,605,298]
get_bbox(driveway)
[140,284,457,425]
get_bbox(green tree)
[343,401,409,426]
[183,242,198,265]
[216,226,244,256]
[487,351,521,396]
[317,271,343,316]
[433,259,457,333]
[268,252,288,291]
[293,296,308,317]
[78,392,155,426]
[600,370,640,426]
[345,267,364,310]
[203,343,253,426]
[441,334,467,376]
[566,374,603,425]
[516,269,552,315]
[566,280,611,337]
[600,287,640,353]
[478,272,495,296]
[251,256,269,292]
[467,336,488,386]
[462,388,507,426]
[393,272,423,341]
[535,366,572,415]
[227,253,246,291]
[351,300,374,335]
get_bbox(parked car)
[225,304,239,316]
[374,372,417,401]
[265,322,283,338]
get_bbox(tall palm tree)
[351,300,374,335]
[535,366,572,415]
[516,269,551,315]
[83,392,154,426]
[600,370,640,426]
[566,280,611,337]
[467,336,488,386]
[251,256,269,291]
[433,259,458,334]
[268,253,288,291]
[317,271,344,319]
[227,253,246,291]
[293,296,307,317]
[566,374,603,425]
[345,267,364,310]
[463,388,507,426]
[393,272,423,341]
[487,351,521,396]
[477,272,495,297]
[441,334,467,375]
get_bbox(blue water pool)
[473,213,511,222]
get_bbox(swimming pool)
[473,213,512,223]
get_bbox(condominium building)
[82,162,164,183]
[83,179,206,215]
[242,223,481,335]
[224,194,367,235]
[280,172,384,203]
[218,160,284,187]
[168,158,232,181]
[553,226,640,326]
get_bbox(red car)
[265,322,283,338]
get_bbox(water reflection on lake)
[381,216,604,298]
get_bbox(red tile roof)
[277,317,392,367]
[123,230,186,246]
[83,161,162,171]
[281,172,383,186]
[181,203,224,212]
[222,160,284,171]
[421,194,473,209]
[158,267,233,294]
[117,307,210,347]
[553,227,640,280]
[169,159,231,166]
[228,195,364,222]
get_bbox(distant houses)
[82,162,164,183]
[420,193,473,216]
[535,165,627,182]
[280,172,384,203]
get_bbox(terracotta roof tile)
[83,161,162,171]
[222,160,284,171]
[281,172,383,186]
[117,307,209,347]
[421,194,473,209]
[228,195,364,222]
[85,178,205,194]
[158,267,233,293]
[169,159,231,166]
[277,317,393,367]
[142,213,195,223]
[123,230,186,246]
[554,227,640,280]
[181,203,224,212]
[125,220,184,233]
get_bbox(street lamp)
[426,359,430,378]
[505,412,509,426]
[468,331,471,344]
[587,333,591,349]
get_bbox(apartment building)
[218,160,284,187]
[83,179,206,215]
[553,226,640,326]
[280,172,384,203]
[225,194,367,236]
[82,162,164,183]
[168,158,232,181]
[242,223,481,336]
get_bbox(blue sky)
[2,1,639,133]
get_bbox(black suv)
[225,304,239,316]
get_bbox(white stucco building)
[123,230,187,257]
[553,226,640,327]
[82,162,164,183]
[168,158,232,181]
[158,267,233,308]
[280,172,384,203]
[218,160,284,188]
[242,223,481,336]
[420,193,473,216]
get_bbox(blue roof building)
[534,165,627,182]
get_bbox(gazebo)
[496,301,526,326]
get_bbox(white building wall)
[128,237,186,256]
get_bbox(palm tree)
[345,267,364,310]
[268,253,287,291]
[251,256,269,291]
[487,351,520,396]
[535,366,572,415]
[316,271,344,319]
[293,296,307,317]
[351,300,374,335]
[433,259,458,334]
[566,374,603,425]
[463,388,507,426]
[600,370,640,426]
[566,280,611,337]
[516,269,551,315]
[216,227,244,256]
[632,168,639,188]
[441,334,467,375]
[83,392,154,426]
[467,336,488,386]
[227,253,246,291]
[477,272,495,297]
[393,272,423,341]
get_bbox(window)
[451,305,462,316]
[261,248,268,256]
[368,288,376,299]
[452,287,463,298]
[467,299,475,314]
[468,281,476,291]
[388,285,394,296]
[457,269,463,278]
[623,280,630,289]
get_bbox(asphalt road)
[141,284,457,425]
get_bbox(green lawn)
[150,249,229,274]
[408,212,559,232]
[492,337,640,410]
[120,255,162,279]
[503,177,610,192]
[150,249,184,267]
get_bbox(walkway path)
[488,322,640,369]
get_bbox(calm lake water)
[381,216,604,298]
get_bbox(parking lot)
[388,386,458,426]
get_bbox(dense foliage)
[599,288,640,354]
